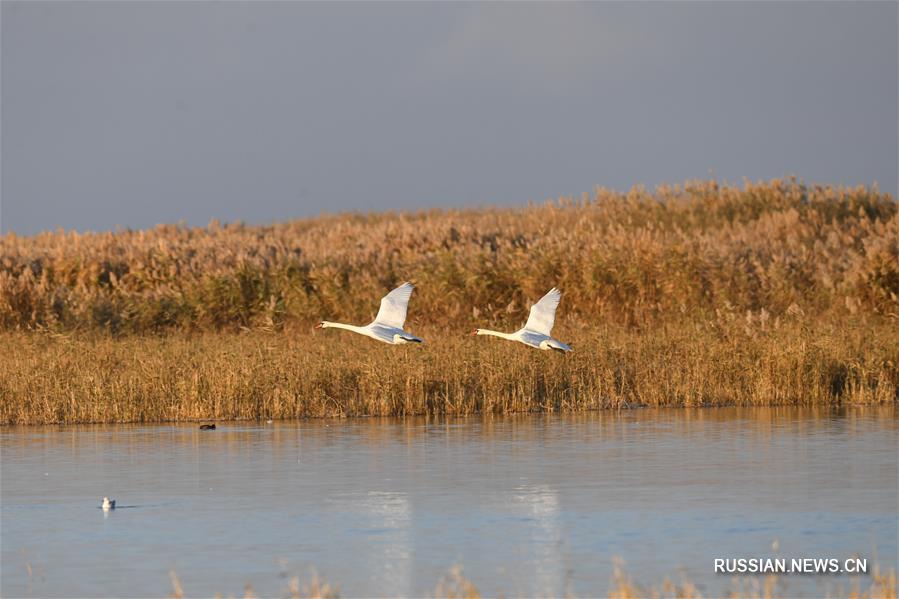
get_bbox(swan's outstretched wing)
[523,287,561,336]
[373,282,414,329]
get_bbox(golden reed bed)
[1,179,896,424]
[168,562,897,599]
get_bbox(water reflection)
[1,406,896,598]
[510,484,565,595]
[3,405,893,457]
[332,491,412,595]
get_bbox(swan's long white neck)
[321,321,368,335]
[475,329,516,340]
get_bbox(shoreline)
[2,403,894,429]
[2,320,895,425]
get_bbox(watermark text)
[714,558,867,574]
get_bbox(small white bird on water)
[316,282,424,345]
[101,497,116,511]
[472,287,572,353]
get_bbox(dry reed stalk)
[1,179,896,425]
[0,179,895,334]
[0,315,895,424]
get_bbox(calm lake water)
[2,407,896,598]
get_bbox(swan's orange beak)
[470,329,478,336]
[315,322,324,329]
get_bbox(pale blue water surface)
[2,407,896,598]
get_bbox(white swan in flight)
[472,288,571,353]
[316,282,424,345]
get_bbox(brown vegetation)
[1,179,896,424]
[167,562,897,599]
[1,316,895,425]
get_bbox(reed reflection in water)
[1,406,896,598]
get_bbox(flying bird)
[316,282,424,345]
[472,287,571,353]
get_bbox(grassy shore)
[168,563,897,599]
[1,179,896,424]
[1,317,896,425]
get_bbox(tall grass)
[1,316,896,425]
[1,179,896,424]
[168,562,897,599]
[1,179,896,333]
